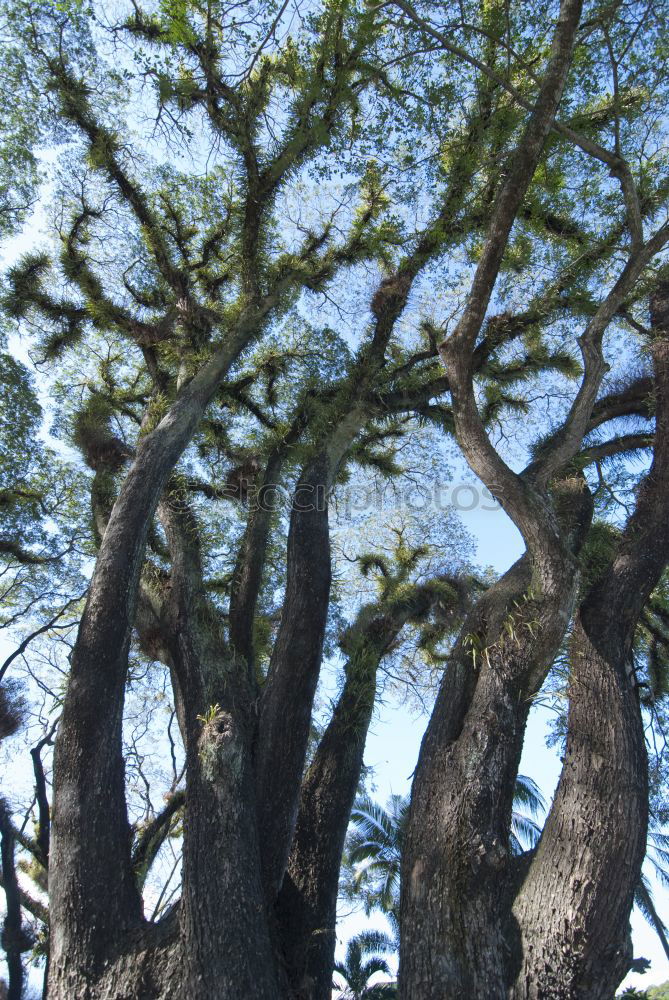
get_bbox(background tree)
[333,932,397,1000]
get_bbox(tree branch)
[132,790,185,888]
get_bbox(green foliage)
[579,521,622,597]
[72,393,130,471]
[0,0,96,240]
[647,983,669,1000]
[635,573,669,704]
[0,352,42,491]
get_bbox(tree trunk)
[277,604,422,999]
[399,552,579,999]
[509,285,669,998]
[180,716,281,1000]
[161,497,282,999]
[0,802,27,1000]
[255,452,334,902]
[276,644,379,1000]
[509,615,646,1000]
[229,448,286,674]
[47,337,260,994]
[255,413,367,903]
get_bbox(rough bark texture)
[510,283,669,998]
[46,914,182,1000]
[179,724,280,1000]
[277,638,380,1000]
[277,580,455,1000]
[509,616,646,1000]
[161,498,281,999]
[255,414,365,901]
[399,548,580,999]
[255,452,335,901]
[400,284,669,1000]
[228,448,285,673]
[47,334,262,994]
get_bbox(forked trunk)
[399,548,582,999]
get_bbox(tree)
[341,777,546,931]
[1,0,669,998]
[392,1,669,996]
[345,783,669,976]
[333,932,397,1000]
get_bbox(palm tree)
[333,932,397,999]
[343,794,406,933]
[509,774,546,855]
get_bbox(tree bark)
[47,326,269,993]
[278,579,458,1000]
[255,452,335,902]
[0,802,27,1000]
[228,448,285,674]
[510,283,669,998]
[276,634,381,1000]
[160,496,282,999]
[399,548,581,999]
[509,615,646,1000]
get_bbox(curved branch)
[31,719,59,868]
[132,790,185,887]
[530,222,669,486]
[578,433,653,466]
[437,0,585,565]
[390,0,643,247]
[0,598,82,684]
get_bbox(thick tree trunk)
[229,448,287,674]
[277,645,379,1000]
[255,453,334,901]
[509,616,646,1000]
[161,499,282,999]
[255,413,366,901]
[277,602,424,999]
[399,551,579,1000]
[399,8,591,984]
[180,719,281,1000]
[401,287,669,1000]
[47,338,260,994]
[510,285,669,998]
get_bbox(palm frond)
[513,775,547,816]
[509,830,524,857]
[511,811,543,851]
[634,873,669,961]
[360,957,392,980]
[364,984,398,999]
[355,930,396,956]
